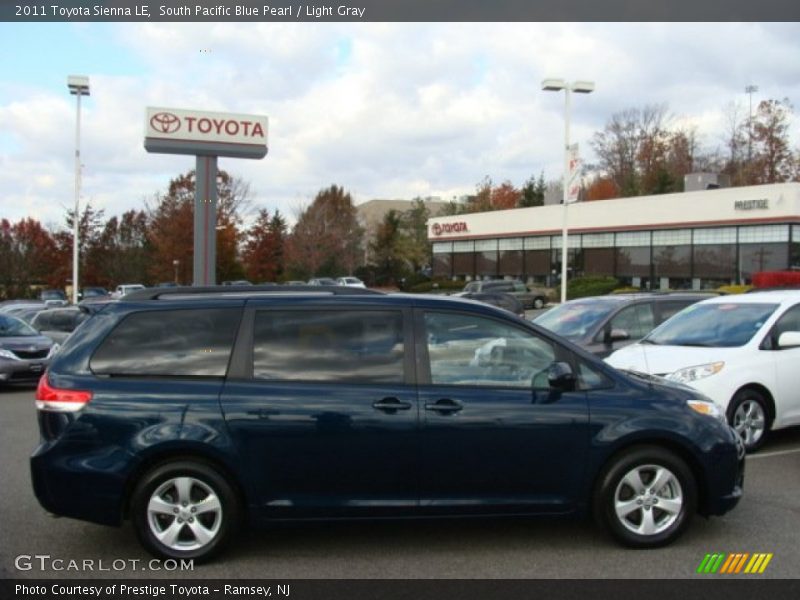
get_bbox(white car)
[112,284,146,298]
[336,277,366,288]
[606,291,800,451]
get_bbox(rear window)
[90,308,241,377]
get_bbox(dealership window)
[692,228,737,287]
[475,239,498,279]
[582,233,615,278]
[499,238,523,278]
[524,250,551,283]
[452,240,475,278]
[738,225,789,243]
[432,242,453,279]
[739,243,789,282]
[614,231,651,287]
[792,225,800,269]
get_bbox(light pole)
[541,78,594,303]
[745,84,758,169]
[173,259,180,285]
[67,75,89,304]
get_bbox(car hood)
[0,335,53,351]
[606,343,742,376]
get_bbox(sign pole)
[194,155,218,286]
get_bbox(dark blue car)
[31,286,744,561]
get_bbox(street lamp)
[541,78,594,303]
[67,75,90,304]
[745,84,758,167]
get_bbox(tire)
[727,388,770,453]
[532,297,545,310]
[594,446,696,548]
[130,460,240,562]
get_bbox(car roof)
[700,290,800,306]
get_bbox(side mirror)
[547,361,577,391]
[778,331,800,349]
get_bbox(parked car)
[308,277,339,286]
[32,285,743,561]
[13,306,47,325]
[534,293,713,358]
[458,279,548,310]
[0,314,57,383]
[285,281,307,285]
[0,301,45,315]
[607,291,800,452]
[461,291,525,318]
[221,280,252,286]
[39,289,68,306]
[156,282,179,288]
[336,276,366,288]
[81,287,109,299]
[112,284,146,298]
[30,307,89,345]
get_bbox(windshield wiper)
[676,342,714,347]
[640,339,659,345]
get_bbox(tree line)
[0,171,430,297]
[443,97,800,213]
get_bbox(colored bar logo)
[696,553,773,574]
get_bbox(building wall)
[428,184,800,289]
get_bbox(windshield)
[0,314,40,337]
[646,302,777,348]
[41,290,66,300]
[534,301,618,340]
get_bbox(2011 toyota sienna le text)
[31,286,745,561]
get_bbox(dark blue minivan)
[31,286,744,561]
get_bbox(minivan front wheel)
[727,389,769,452]
[594,447,696,548]
[131,461,239,561]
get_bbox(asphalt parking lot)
[1,383,799,580]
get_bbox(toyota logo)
[432,223,443,236]
[150,112,181,134]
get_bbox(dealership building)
[427,183,800,290]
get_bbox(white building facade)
[427,183,800,290]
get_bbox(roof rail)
[122,285,384,301]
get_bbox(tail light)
[35,374,92,413]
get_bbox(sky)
[1,22,800,230]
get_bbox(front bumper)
[0,357,49,381]
[704,427,745,516]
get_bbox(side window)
[657,301,691,324]
[33,313,52,330]
[424,311,555,389]
[767,304,800,349]
[609,304,655,340]
[252,310,405,383]
[90,308,241,377]
[577,360,614,391]
[513,282,527,293]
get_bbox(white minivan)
[607,291,800,451]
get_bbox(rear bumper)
[30,440,130,526]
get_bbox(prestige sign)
[144,107,268,159]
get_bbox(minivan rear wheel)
[131,460,239,561]
[594,446,696,548]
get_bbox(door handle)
[372,397,412,412]
[424,398,463,414]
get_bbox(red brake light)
[35,374,92,412]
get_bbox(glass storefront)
[430,223,796,288]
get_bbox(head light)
[667,361,724,384]
[687,399,727,424]
[0,348,19,360]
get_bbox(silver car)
[0,314,58,384]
